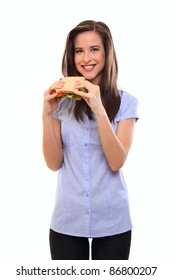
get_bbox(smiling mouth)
[82,65,95,71]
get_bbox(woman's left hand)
[74,80,105,116]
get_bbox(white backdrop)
[0,0,173,266]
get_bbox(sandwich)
[52,76,86,100]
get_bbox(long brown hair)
[61,20,121,122]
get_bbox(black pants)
[49,229,131,260]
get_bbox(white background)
[0,0,173,268]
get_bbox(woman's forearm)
[42,115,63,171]
[96,110,127,172]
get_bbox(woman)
[42,20,138,260]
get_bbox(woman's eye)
[91,48,99,52]
[75,49,83,54]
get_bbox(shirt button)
[84,143,88,147]
[85,159,89,164]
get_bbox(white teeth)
[83,65,93,69]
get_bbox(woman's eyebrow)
[75,45,100,49]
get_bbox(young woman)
[42,20,139,260]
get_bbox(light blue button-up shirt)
[50,90,139,238]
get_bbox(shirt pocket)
[61,118,87,147]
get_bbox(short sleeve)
[52,98,72,122]
[52,105,60,121]
[116,91,139,122]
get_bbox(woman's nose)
[83,52,92,62]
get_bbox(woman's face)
[74,31,105,85]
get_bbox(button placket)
[83,121,91,234]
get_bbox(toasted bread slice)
[54,76,86,100]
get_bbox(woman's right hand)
[42,80,64,117]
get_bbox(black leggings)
[49,229,131,260]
